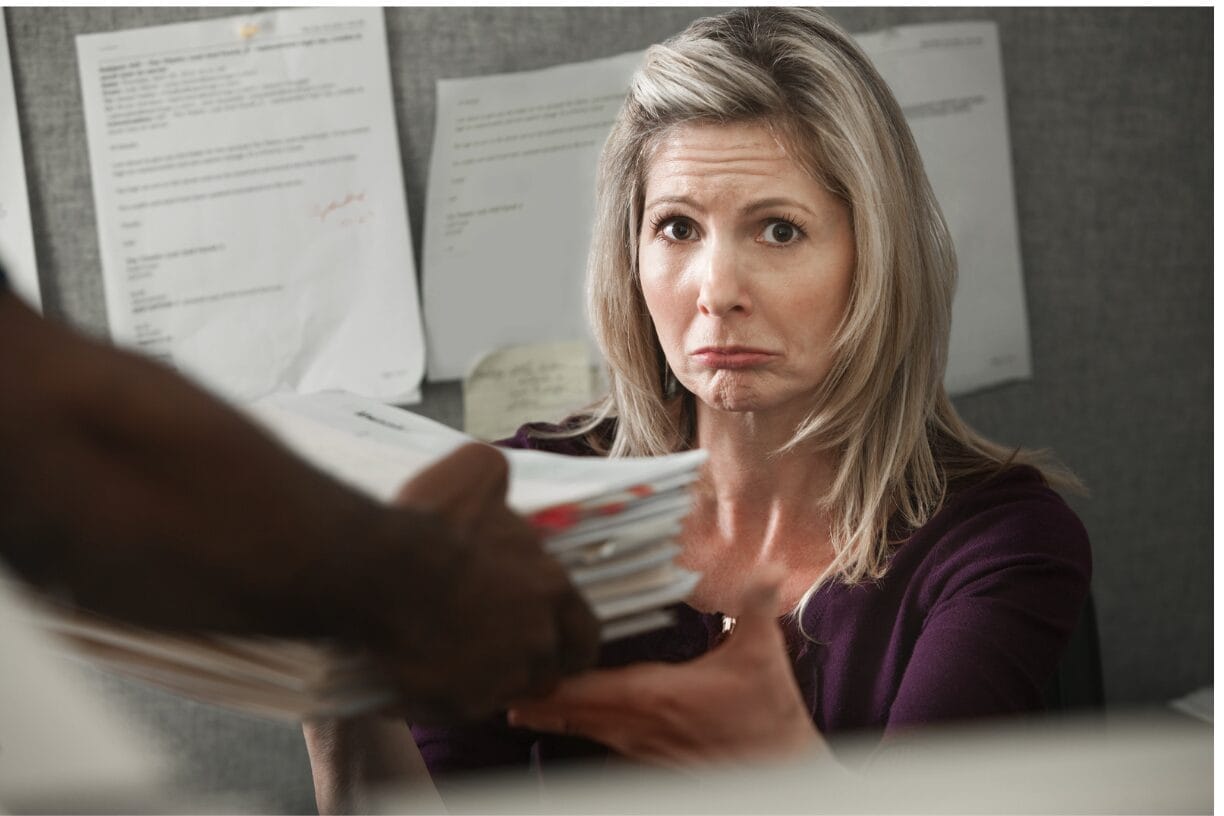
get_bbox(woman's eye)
[661,218,696,241]
[761,220,800,245]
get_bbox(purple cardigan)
[412,423,1092,777]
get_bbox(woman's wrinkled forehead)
[636,118,840,203]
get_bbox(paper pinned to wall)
[423,21,1032,396]
[76,8,424,403]
[856,21,1032,394]
[463,340,595,441]
[422,50,643,381]
[0,15,41,310]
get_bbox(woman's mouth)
[690,346,778,369]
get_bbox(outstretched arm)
[0,288,599,721]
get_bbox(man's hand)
[357,444,600,723]
[0,290,598,720]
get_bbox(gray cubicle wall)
[5,7,1211,813]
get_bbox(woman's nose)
[696,244,751,317]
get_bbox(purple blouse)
[411,423,1092,779]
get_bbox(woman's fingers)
[504,567,822,765]
[507,665,655,735]
[724,563,787,622]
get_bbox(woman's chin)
[693,378,773,413]
[689,372,817,418]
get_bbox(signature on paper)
[338,212,374,226]
[311,191,369,223]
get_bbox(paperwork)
[75,8,425,402]
[422,22,1031,395]
[422,50,643,380]
[26,392,705,721]
[463,340,596,441]
[0,14,40,309]
[857,21,1032,394]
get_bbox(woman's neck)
[694,401,836,503]
[680,403,838,611]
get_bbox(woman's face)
[638,121,855,417]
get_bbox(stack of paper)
[250,391,706,641]
[23,391,705,721]
[529,464,701,641]
[16,594,394,720]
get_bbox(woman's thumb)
[728,564,787,636]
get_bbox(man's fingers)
[393,443,509,527]
[386,442,601,717]
[555,585,601,676]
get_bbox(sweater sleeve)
[885,488,1092,733]
[410,716,537,778]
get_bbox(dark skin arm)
[0,289,599,721]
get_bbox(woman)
[307,5,1090,803]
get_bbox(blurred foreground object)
[378,712,1211,814]
[1169,686,1212,724]
[0,565,163,813]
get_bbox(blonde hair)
[561,8,1078,594]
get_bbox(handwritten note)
[0,15,40,309]
[463,340,595,441]
[76,8,424,403]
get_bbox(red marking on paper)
[311,191,367,222]
[532,504,580,532]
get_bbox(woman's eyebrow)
[643,195,817,216]
[642,194,704,212]
[739,197,816,217]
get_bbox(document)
[422,50,643,380]
[250,390,705,515]
[251,392,705,633]
[0,15,40,309]
[76,8,425,403]
[463,340,595,441]
[856,21,1032,394]
[422,22,1031,395]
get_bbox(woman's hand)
[506,568,826,768]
